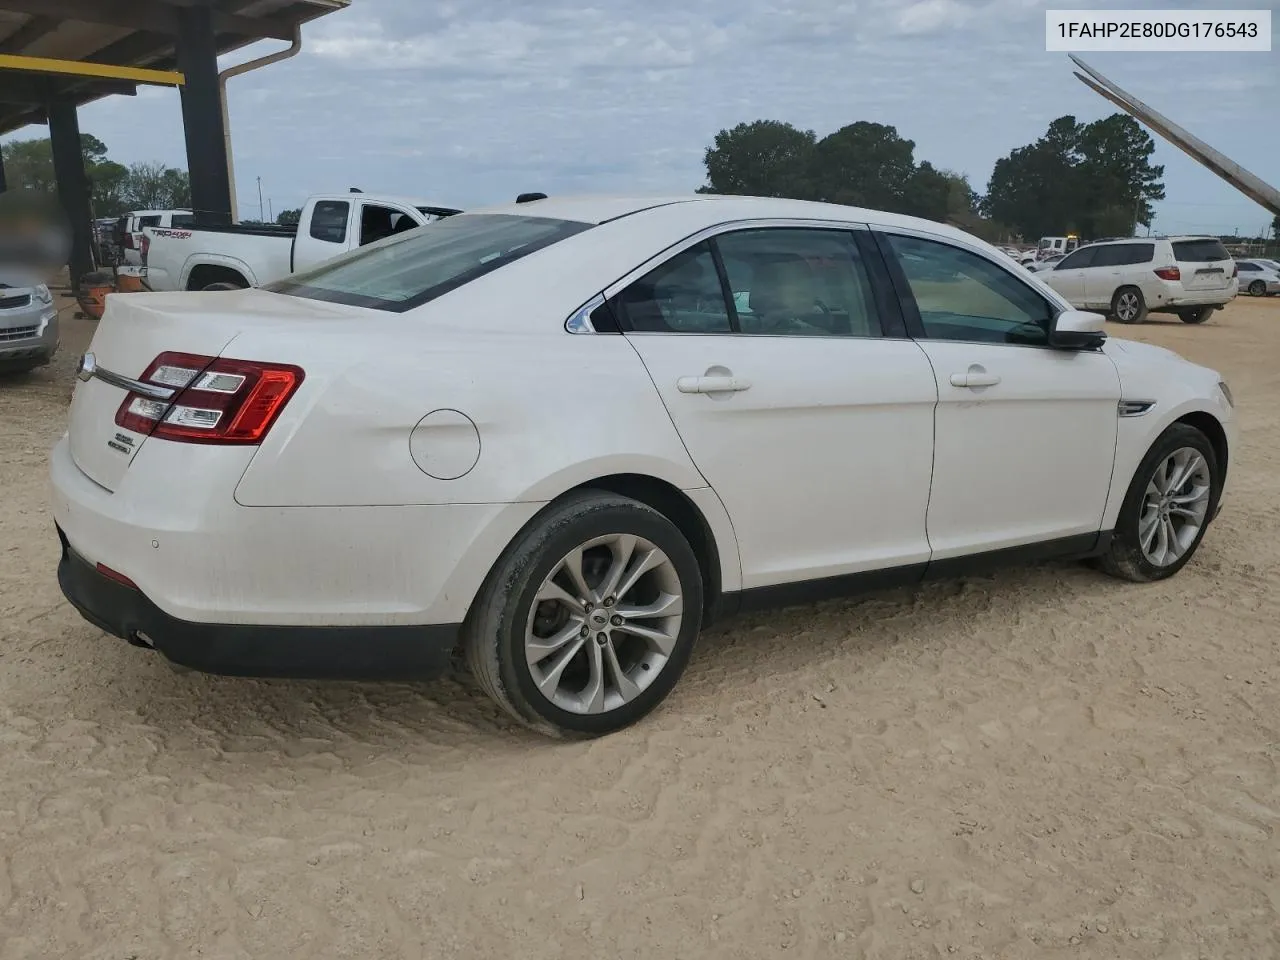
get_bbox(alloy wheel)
[1116,291,1140,322]
[524,534,684,715]
[1139,446,1212,567]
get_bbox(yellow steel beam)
[0,54,184,86]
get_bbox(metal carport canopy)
[0,0,348,134]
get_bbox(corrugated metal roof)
[0,0,348,135]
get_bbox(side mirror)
[1049,309,1107,350]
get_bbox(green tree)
[121,161,190,210]
[0,134,130,215]
[1272,214,1279,241]
[698,120,817,198]
[808,121,918,211]
[983,114,1164,241]
[276,207,302,226]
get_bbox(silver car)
[0,272,59,373]
[1236,259,1280,297]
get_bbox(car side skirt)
[716,532,1111,619]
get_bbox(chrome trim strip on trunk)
[76,352,176,401]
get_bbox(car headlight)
[33,284,53,305]
[1218,380,1234,408]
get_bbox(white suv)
[1042,236,1238,324]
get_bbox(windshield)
[266,213,592,312]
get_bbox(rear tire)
[1110,286,1147,324]
[202,281,247,292]
[464,491,704,738]
[1248,280,1267,297]
[1178,307,1214,324]
[1095,423,1221,584]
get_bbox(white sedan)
[51,194,1237,737]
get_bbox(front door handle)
[677,375,752,395]
[950,365,1001,389]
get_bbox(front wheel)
[1095,423,1221,583]
[464,491,704,737]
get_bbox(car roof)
[460,193,986,241]
[317,193,461,211]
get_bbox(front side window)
[716,228,880,337]
[268,213,592,312]
[886,233,1054,347]
[1055,247,1097,270]
[360,204,418,245]
[310,200,350,244]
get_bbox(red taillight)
[96,563,138,589]
[114,351,305,445]
[1154,266,1181,281]
[123,233,136,250]
[1230,262,1238,278]
[140,234,150,265]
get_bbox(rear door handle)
[950,365,1001,389]
[677,375,752,395]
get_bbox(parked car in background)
[115,210,195,266]
[1235,258,1280,297]
[1027,254,1065,273]
[0,270,58,374]
[1037,235,1080,259]
[1041,236,1238,324]
[141,192,461,292]
[53,193,1237,737]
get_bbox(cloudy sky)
[9,0,1278,235]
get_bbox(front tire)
[464,491,704,737]
[1095,423,1221,583]
[1111,286,1147,324]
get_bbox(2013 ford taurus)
[51,194,1237,737]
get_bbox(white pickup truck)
[140,191,462,292]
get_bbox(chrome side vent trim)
[565,293,605,334]
[1118,399,1155,417]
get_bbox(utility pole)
[257,176,264,222]
[268,198,273,222]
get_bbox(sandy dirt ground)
[1,291,1278,960]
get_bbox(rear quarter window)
[1172,239,1230,263]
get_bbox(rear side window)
[268,213,592,312]
[1091,243,1155,267]
[614,242,731,334]
[1172,239,1230,263]
[310,200,350,244]
[170,214,195,228]
[138,216,161,229]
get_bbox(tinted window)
[716,228,880,337]
[360,203,418,245]
[310,200,350,244]
[1172,239,1230,263]
[1237,262,1259,272]
[268,213,591,312]
[138,216,161,229]
[1091,243,1155,266]
[1056,247,1097,269]
[170,214,195,228]
[614,242,730,334]
[887,234,1053,346]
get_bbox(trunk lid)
[67,288,351,492]
[1172,238,1233,291]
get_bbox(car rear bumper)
[56,527,460,679]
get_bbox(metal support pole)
[175,4,233,225]
[47,96,94,289]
